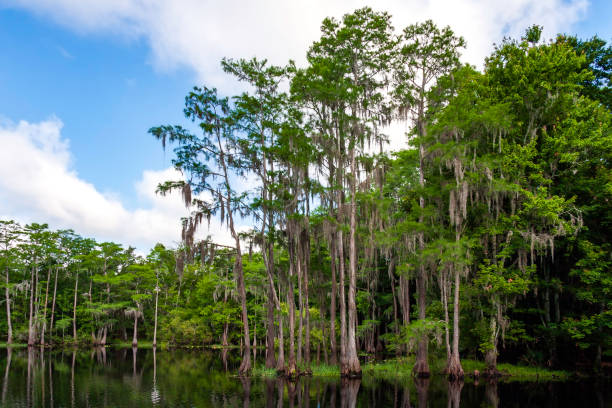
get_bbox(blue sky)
[0,8,191,205]
[0,0,609,251]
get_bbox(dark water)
[0,348,610,407]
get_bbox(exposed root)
[341,359,362,378]
[413,359,431,378]
[445,354,464,381]
[483,367,502,378]
[237,353,252,376]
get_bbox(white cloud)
[56,45,74,59]
[0,118,237,251]
[4,0,589,86]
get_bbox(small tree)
[0,220,22,344]
[150,86,255,374]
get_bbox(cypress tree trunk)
[446,270,464,380]
[399,274,410,326]
[222,271,229,347]
[484,316,500,376]
[265,293,276,368]
[286,239,298,378]
[345,147,361,378]
[337,227,347,373]
[33,268,41,343]
[265,241,277,369]
[27,264,37,347]
[413,83,431,377]
[253,322,257,361]
[4,268,12,345]
[388,258,400,355]
[413,142,430,377]
[297,247,304,365]
[440,268,451,360]
[234,245,252,372]
[336,163,348,374]
[72,273,78,343]
[329,235,338,365]
[595,343,602,373]
[132,312,138,347]
[276,306,285,373]
[224,175,250,374]
[102,260,110,347]
[303,230,311,372]
[153,287,159,348]
[414,267,429,376]
[40,267,51,346]
[222,321,229,347]
[320,301,329,364]
[49,267,58,345]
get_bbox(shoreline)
[0,344,595,382]
[253,357,575,382]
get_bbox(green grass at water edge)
[254,357,571,382]
[109,341,155,349]
[362,357,571,382]
[496,362,570,381]
[0,343,28,348]
[252,363,339,378]
[252,366,278,377]
[304,363,340,377]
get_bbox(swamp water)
[0,348,609,407]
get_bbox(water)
[0,348,609,407]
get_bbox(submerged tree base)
[340,370,363,379]
[340,360,363,379]
[238,352,252,376]
[483,367,503,378]
[413,360,431,378]
[275,365,315,380]
[445,354,465,381]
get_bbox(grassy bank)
[254,363,341,378]
[361,357,570,382]
[253,357,571,382]
[0,343,28,348]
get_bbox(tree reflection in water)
[485,379,499,408]
[151,347,160,406]
[446,380,463,408]
[415,377,430,408]
[2,347,11,404]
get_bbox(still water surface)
[0,348,609,407]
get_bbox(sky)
[0,0,610,252]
